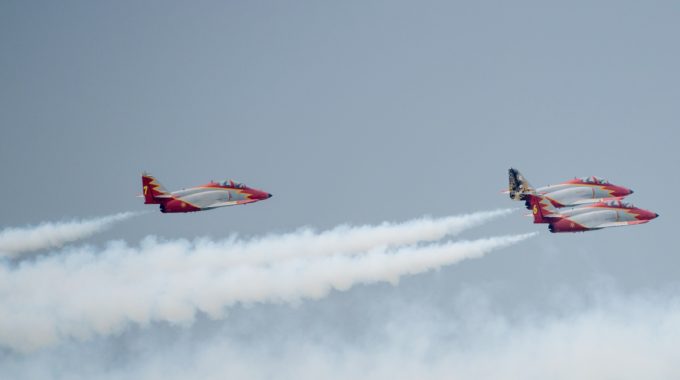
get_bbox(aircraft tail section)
[508,168,534,201]
[142,172,170,204]
[526,194,559,224]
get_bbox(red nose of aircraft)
[639,209,659,220]
[612,186,634,197]
[251,190,273,200]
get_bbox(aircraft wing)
[205,199,260,208]
[570,197,625,206]
[595,220,650,229]
[137,193,172,199]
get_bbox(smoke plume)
[0,212,141,258]
[0,209,533,352]
[193,208,515,266]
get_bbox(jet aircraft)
[508,168,633,209]
[527,194,658,233]
[142,173,272,213]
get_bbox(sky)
[1,1,679,378]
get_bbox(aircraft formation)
[139,170,658,233]
[508,168,658,233]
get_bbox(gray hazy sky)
[1,1,679,378]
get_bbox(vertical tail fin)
[142,172,169,204]
[526,194,558,224]
[508,168,534,201]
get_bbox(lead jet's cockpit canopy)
[222,179,247,189]
[579,176,610,185]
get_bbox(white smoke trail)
[195,208,515,266]
[0,212,142,258]
[0,232,535,352]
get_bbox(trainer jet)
[142,173,272,213]
[526,194,658,233]
[508,168,633,209]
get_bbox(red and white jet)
[508,168,633,209]
[526,194,659,233]
[142,173,272,213]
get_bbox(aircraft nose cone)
[267,193,273,198]
[629,189,634,194]
[655,213,659,218]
